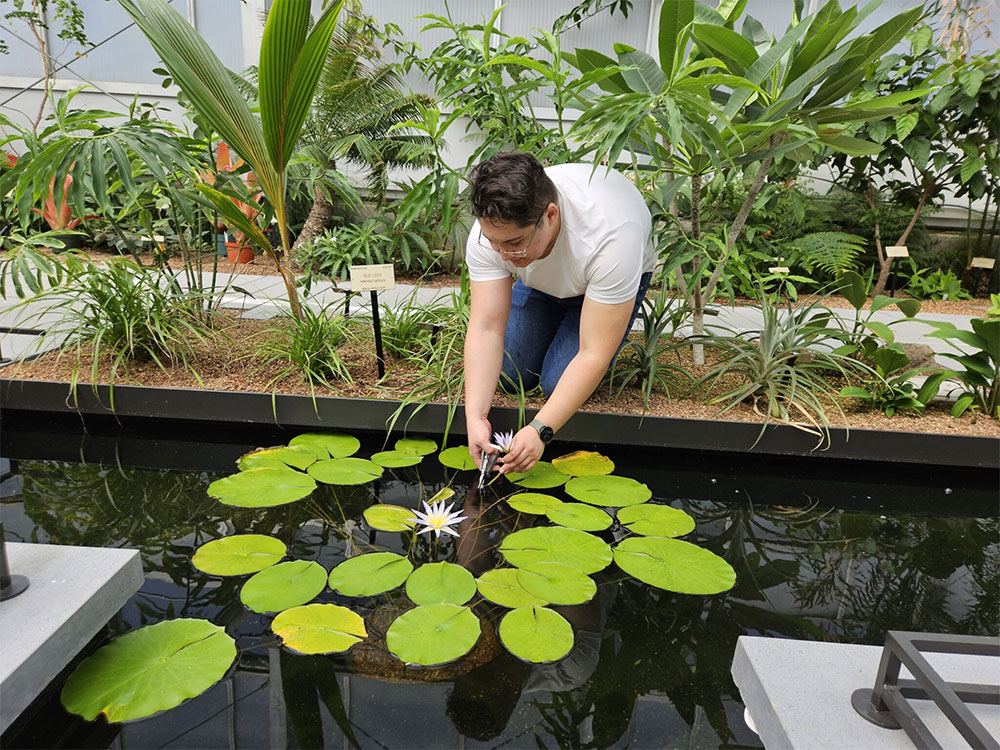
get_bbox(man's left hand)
[499,426,545,474]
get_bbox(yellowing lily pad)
[328,552,414,596]
[508,492,563,515]
[191,534,286,576]
[289,432,360,458]
[385,604,480,667]
[61,619,235,722]
[405,562,476,605]
[370,450,424,468]
[271,603,367,655]
[237,445,318,471]
[438,446,477,470]
[240,560,328,613]
[565,474,651,507]
[395,436,438,455]
[552,450,615,476]
[363,504,416,532]
[208,467,316,508]
[545,502,613,531]
[613,537,736,594]
[616,504,695,537]
[476,569,548,609]
[308,457,383,485]
[517,562,596,605]
[505,461,569,489]
[500,527,612,575]
[499,607,574,663]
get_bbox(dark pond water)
[1,415,997,750]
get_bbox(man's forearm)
[463,327,505,421]
[534,350,610,432]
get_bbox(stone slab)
[733,635,1000,750]
[0,543,143,733]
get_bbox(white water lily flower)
[407,500,468,539]
[490,430,514,453]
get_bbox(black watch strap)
[529,418,555,444]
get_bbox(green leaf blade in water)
[500,527,612,575]
[289,432,360,458]
[61,619,236,722]
[370,450,424,468]
[616,504,696,537]
[438,446,477,470]
[551,450,615,476]
[308,457,383,485]
[499,606,574,664]
[394,436,438,455]
[191,534,286,576]
[516,562,597,605]
[476,568,548,608]
[272,603,368,655]
[237,445,318,471]
[545,502,613,531]
[613,537,737,594]
[507,492,563,515]
[363,504,416,532]
[240,560,328,613]
[385,603,480,667]
[405,561,476,605]
[565,474,651,507]
[505,461,569,489]
[328,552,414,596]
[208,467,316,508]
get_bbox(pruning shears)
[478,450,499,489]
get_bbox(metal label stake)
[0,523,29,601]
[371,290,385,379]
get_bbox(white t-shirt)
[465,164,656,304]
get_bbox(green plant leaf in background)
[565,474,652,507]
[476,568,548,609]
[395,436,438,455]
[499,606,574,664]
[208,467,316,507]
[551,450,615,476]
[438,446,477,470]
[517,562,597,605]
[507,492,563,514]
[505,461,569,489]
[545,502,613,531]
[405,561,476,605]
[308,457,383,485]
[328,552,414,596]
[385,603,481,666]
[240,560,328,613]
[61,619,236,722]
[191,534,287,576]
[613,537,736,594]
[616,504,696,537]
[370,450,424,468]
[363,504,416,532]
[237,445,319,471]
[272,603,368,655]
[290,432,361,458]
[501,527,613,574]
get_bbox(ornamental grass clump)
[254,301,354,392]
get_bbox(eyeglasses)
[476,210,545,259]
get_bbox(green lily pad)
[271,603,367,655]
[238,445,318,471]
[500,527,612,575]
[551,450,615,476]
[191,534,287,576]
[438,446,477,470]
[405,562,476,606]
[328,552,414,596]
[505,461,569,489]
[616,504,696,537]
[517,562,596,605]
[308,457,383,485]
[545,502,613,531]
[61,619,236,722]
[385,603,480,667]
[363,504,416,532]
[370,450,424,468]
[613,537,736,594]
[565,474,651,507]
[499,607,574,663]
[507,492,563,515]
[289,432,360,458]
[208,467,316,508]
[395,436,438,455]
[240,560,328,613]
[476,569,548,608]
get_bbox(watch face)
[538,425,554,443]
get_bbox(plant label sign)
[885,246,909,258]
[768,266,790,273]
[350,264,395,292]
[971,256,996,269]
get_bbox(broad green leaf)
[385,604,481,667]
[395,436,438,455]
[192,534,287,576]
[272,603,367,655]
[545,502,613,532]
[837,271,868,310]
[517,562,597,605]
[405,562,476,606]
[895,298,921,318]
[363,504,416,532]
[658,0,694,77]
[619,50,666,94]
[508,492,563,514]
[238,445,318,471]
[370,450,423,468]
[691,23,758,74]
[551,450,615,476]
[308,457,383,485]
[614,537,736,594]
[240,560,327,613]
[823,135,883,156]
[951,394,975,417]
[501,527,613,574]
[499,607,574,664]
[865,321,895,344]
[61,619,236,722]
[971,318,999,362]
[476,569,548,608]
[840,386,873,399]
[438,446,477,470]
[617,504,696,537]
[506,461,569,489]
[895,111,918,141]
[328,552,413,596]
[565,475,651,507]
[289,432,360,458]
[208,467,316,508]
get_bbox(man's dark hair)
[468,151,557,227]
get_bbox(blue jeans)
[500,272,652,397]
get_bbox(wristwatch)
[529,418,555,444]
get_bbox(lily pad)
[616,504,695,537]
[565,474,651,507]
[500,527,612,575]
[395,436,438,455]
[545,502,613,531]
[208,467,316,508]
[61,619,236,722]
[238,445,318,471]
[370,450,424,468]
[328,552,414,596]
[476,569,548,608]
[499,607,574,663]
[517,562,597,605]
[613,537,736,594]
[385,603,480,667]
[405,562,476,606]
[507,492,563,515]
[363,504,416,532]
[308,457,383,485]
[240,560,328,613]
[272,603,367,655]
[289,432,360,458]
[191,534,287,576]
[438,446,477,470]
[551,450,615,477]
[505,461,569,489]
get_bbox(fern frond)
[789,232,867,275]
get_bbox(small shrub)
[255,302,353,391]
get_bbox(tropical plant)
[254,301,354,393]
[377,290,452,360]
[833,269,922,363]
[839,345,950,416]
[788,232,868,277]
[922,317,1000,418]
[988,293,1000,318]
[905,267,972,301]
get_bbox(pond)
[1,414,997,750]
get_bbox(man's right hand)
[467,417,495,469]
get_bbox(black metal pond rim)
[1,378,997,470]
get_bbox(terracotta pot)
[225,241,254,264]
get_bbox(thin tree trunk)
[28,0,50,134]
[870,177,935,298]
